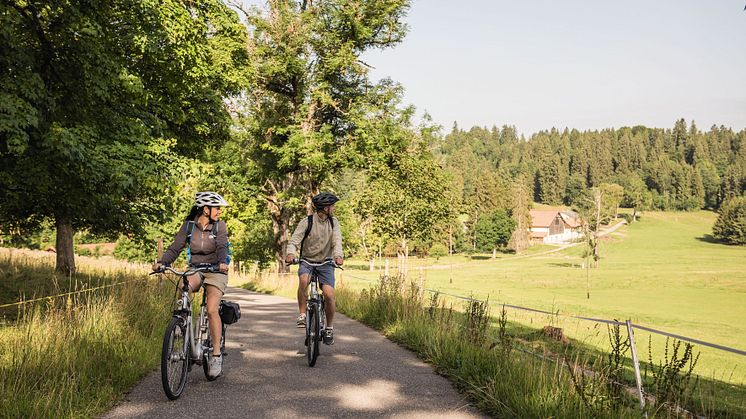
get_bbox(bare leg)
[187,273,202,294]
[321,284,335,328]
[205,284,223,356]
[297,273,310,315]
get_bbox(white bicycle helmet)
[195,191,229,207]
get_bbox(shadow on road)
[103,287,482,418]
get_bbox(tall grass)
[333,274,643,417]
[0,248,172,418]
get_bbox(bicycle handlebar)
[149,264,220,277]
[286,258,343,270]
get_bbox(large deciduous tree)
[474,209,515,257]
[0,0,248,273]
[235,0,410,270]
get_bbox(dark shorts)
[298,261,335,288]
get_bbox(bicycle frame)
[163,266,215,365]
[307,270,325,335]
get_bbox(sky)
[359,0,746,136]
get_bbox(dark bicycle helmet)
[312,192,339,210]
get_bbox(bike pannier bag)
[219,300,241,324]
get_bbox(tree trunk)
[55,214,75,275]
[267,193,291,274]
[448,225,453,255]
[401,238,409,277]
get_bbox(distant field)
[339,211,746,385]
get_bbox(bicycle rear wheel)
[161,316,189,400]
[306,305,320,367]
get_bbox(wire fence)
[340,269,746,411]
[340,271,746,358]
[0,277,148,310]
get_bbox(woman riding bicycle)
[285,192,344,345]
[153,191,230,378]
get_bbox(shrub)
[429,243,447,260]
[712,197,746,245]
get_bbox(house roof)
[559,212,582,228]
[530,209,582,229]
[529,210,560,228]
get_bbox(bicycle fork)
[174,292,210,364]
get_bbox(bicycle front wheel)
[161,316,189,400]
[306,305,320,367]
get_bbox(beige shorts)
[201,272,228,294]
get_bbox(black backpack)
[299,215,334,260]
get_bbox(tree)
[697,160,721,209]
[356,143,455,261]
[234,0,410,271]
[713,197,746,245]
[617,173,649,221]
[508,178,532,254]
[475,209,515,256]
[600,182,624,219]
[0,0,248,273]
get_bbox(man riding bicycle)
[285,192,344,345]
[153,191,230,378]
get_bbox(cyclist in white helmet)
[153,191,231,378]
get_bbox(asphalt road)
[104,287,483,418]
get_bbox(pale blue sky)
[361,0,746,135]
[237,1,746,136]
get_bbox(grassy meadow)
[0,249,172,418]
[334,211,746,388]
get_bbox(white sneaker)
[296,313,306,328]
[207,354,222,378]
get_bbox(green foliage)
[474,209,515,252]
[113,235,158,264]
[356,143,455,250]
[439,121,746,215]
[712,196,746,245]
[232,0,411,265]
[429,243,447,260]
[0,0,248,271]
[645,337,700,411]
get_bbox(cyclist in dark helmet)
[286,192,344,345]
[153,191,230,378]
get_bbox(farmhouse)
[529,210,582,244]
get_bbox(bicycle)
[289,258,341,367]
[151,264,226,400]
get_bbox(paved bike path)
[104,287,483,418]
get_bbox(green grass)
[0,248,172,418]
[338,211,746,384]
